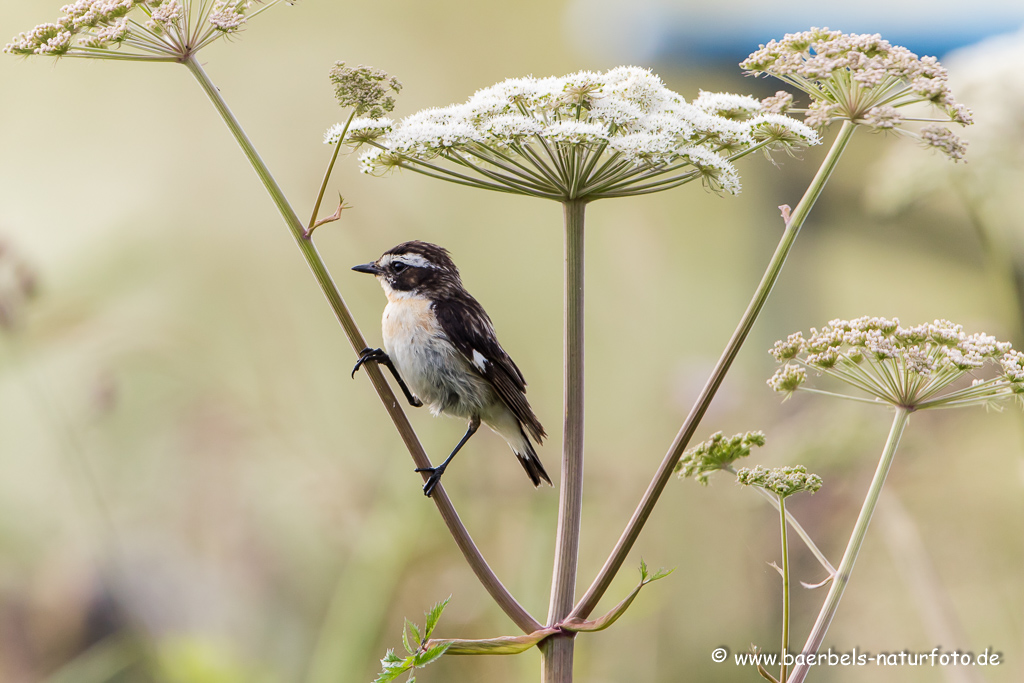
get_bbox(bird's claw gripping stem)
[352,347,423,408]
[352,347,387,378]
[415,465,447,497]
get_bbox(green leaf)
[373,650,410,683]
[648,567,675,583]
[424,597,450,640]
[372,660,407,683]
[413,642,451,667]
[373,601,452,683]
[402,619,421,654]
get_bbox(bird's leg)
[351,347,423,408]
[417,416,480,497]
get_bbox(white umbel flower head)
[736,465,822,498]
[336,66,818,200]
[693,91,762,120]
[768,317,1023,409]
[5,0,297,61]
[742,28,972,161]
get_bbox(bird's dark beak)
[352,262,383,275]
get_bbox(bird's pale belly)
[382,298,494,418]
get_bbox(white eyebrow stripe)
[395,253,436,269]
[471,349,488,372]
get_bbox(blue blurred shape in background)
[565,0,1024,65]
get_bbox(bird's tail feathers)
[522,411,546,445]
[515,428,552,487]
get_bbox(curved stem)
[788,407,910,683]
[571,120,859,621]
[183,55,541,634]
[542,199,587,681]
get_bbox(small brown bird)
[352,241,550,496]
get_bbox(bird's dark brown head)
[352,241,462,299]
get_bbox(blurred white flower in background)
[864,28,1024,326]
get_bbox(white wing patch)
[471,349,489,372]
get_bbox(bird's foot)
[352,347,388,378]
[351,347,423,408]
[415,464,446,497]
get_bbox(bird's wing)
[433,293,546,443]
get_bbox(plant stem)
[727,466,836,576]
[779,495,790,683]
[183,55,541,634]
[543,199,587,682]
[788,407,910,683]
[307,110,355,232]
[571,120,858,621]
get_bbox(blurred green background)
[1,1,1023,682]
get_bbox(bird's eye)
[392,262,408,274]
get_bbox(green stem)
[307,110,355,232]
[571,120,859,621]
[779,495,791,683]
[542,198,587,682]
[789,407,910,683]
[727,466,835,576]
[448,149,560,197]
[183,55,541,634]
[63,50,179,62]
[394,161,520,194]
[460,144,556,190]
[515,143,567,194]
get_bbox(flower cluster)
[676,430,766,485]
[865,29,1024,217]
[329,67,818,201]
[5,0,292,61]
[736,465,822,499]
[741,28,972,161]
[329,62,402,119]
[768,317,1024,409]
[767,363,807,394]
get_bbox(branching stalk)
[571,120,859,621]
[788,407,910,683]
[542,198,587,681]
[307,110,355,233]
[183,55,541,634]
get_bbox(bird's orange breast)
[382,295,438,345]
